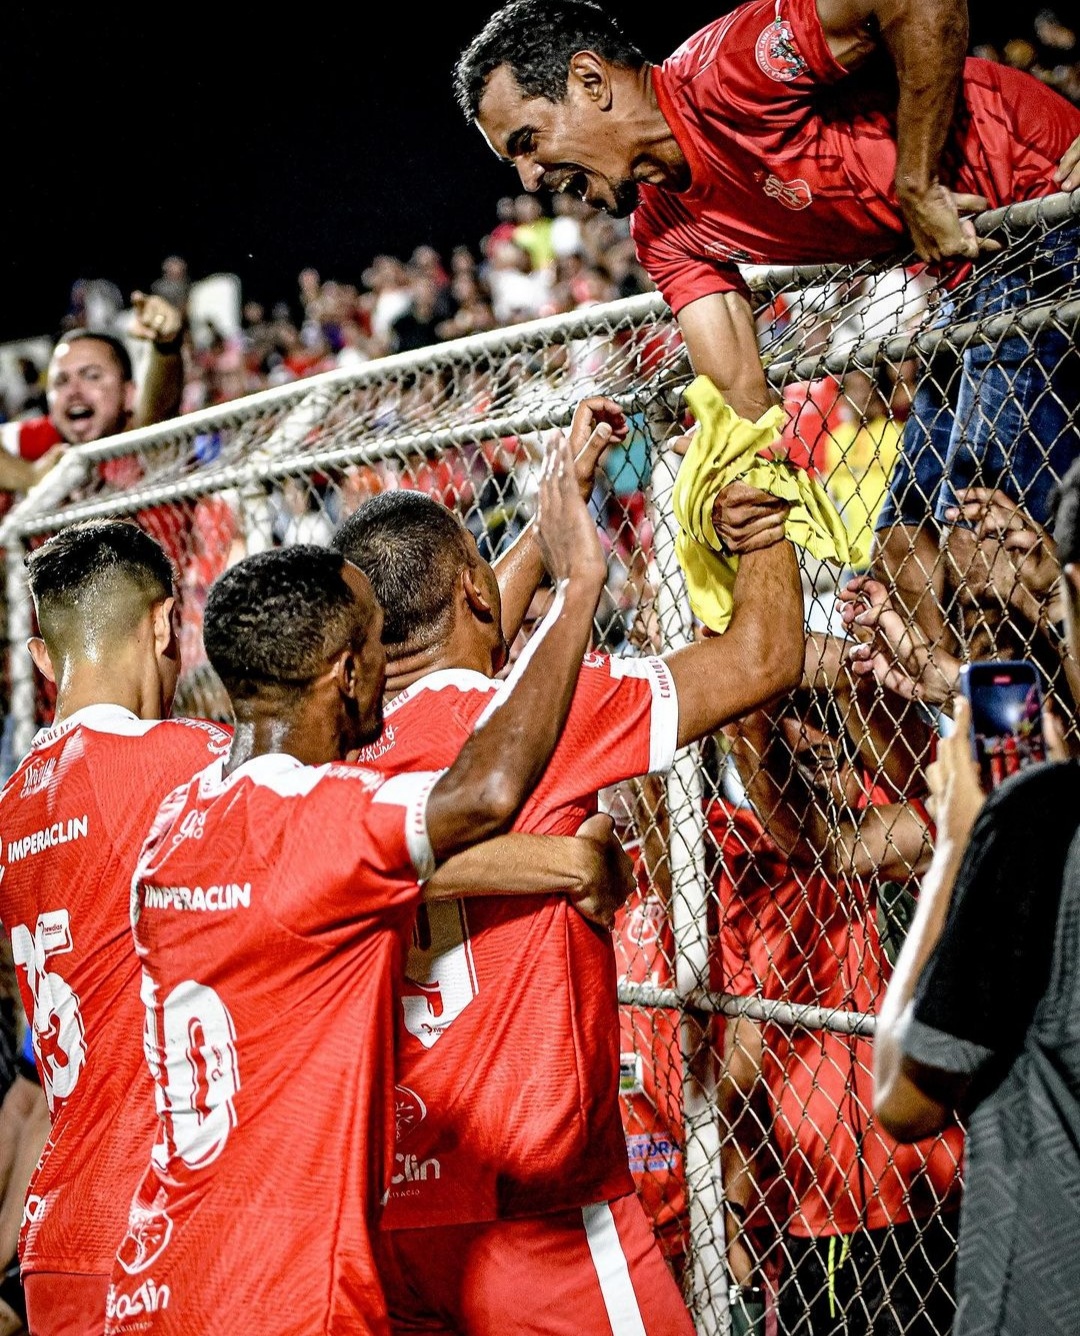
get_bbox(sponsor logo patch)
[763,174,813,210]
[626,1132,683,1175]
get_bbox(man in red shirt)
[332,403,804,1333]
[104,434,621,1336]
[0,519,233,1335]
[454,0,1080,656]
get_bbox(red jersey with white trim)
[358,655,679,1227]
[707,800,963,1237]
[0,417,63,462]
[0,704,231,1277]
[632,0,1080,312]
[105,753,436,1336]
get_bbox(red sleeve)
[1,417,64,461]
[527,653,680,807]
[630,197,751,315]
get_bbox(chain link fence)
[4,187,1079,1334]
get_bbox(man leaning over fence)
[455,0,1080,684]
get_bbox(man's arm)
[128,291,185,429]
[664,538,804,748]
[422,816,636,930]
[874,708,984,1139]
[424,433,606,860]
[816,0,993,262]
[675,292,773,422]
[493,395,627,640]
[0,444,65,494]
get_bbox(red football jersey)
[357,655,680,1228]
[707,800,963,1237]
[104,753,437,1336]
[0,704,231,1276]
[633,0,1080,313]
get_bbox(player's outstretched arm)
[664,539,804,749]
[424,433,606,861]
[493,395,627,641]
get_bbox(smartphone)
[958,660,1046,791]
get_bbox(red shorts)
[25,1273,108,1336]
[376,1192,694,1336]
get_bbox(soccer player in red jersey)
[0,519,233,1335]
[332,401,804,1335]
[104,435,618,1336]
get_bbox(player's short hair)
[332,491,473,655]
[51,331,134,383]
[1052,457,1080,568]
[203,546,364,701]
[453,0,644,121]
[26,520,175,652]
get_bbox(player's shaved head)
[26,520,176,662]
[333,491,474,656]
[203,546,372,702]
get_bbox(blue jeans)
[877,221,1080,531]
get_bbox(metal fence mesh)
[5,188,1079,1335]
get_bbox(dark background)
[2,2,1014,343]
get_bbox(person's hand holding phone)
[926,698,987,851]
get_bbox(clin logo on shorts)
[763,174,813,210]
[755,19,807,82]
[394,1085,427,1141]
[117,1206,174,1275]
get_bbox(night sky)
[4,3,1013,344]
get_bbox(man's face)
[476,63,641,218]
[46,338,133,445]
[340,563,387,748]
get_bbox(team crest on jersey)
[394,1085,427,1141]
[625,895,666,948]
[19,757,56,798]
[763,174,813,210]
[755,19,807,82]
[116,1205,174,1274]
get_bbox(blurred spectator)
[150,254,191,317]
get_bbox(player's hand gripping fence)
[4,187,1079,1335]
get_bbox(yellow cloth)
[672,376,871,632]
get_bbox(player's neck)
[383,634,494,700]
[222,699,342,775]
[52,664,165,726]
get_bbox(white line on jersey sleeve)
[608,655,680,774]
[372,769,446,883]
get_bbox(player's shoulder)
[356,669,497,766]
